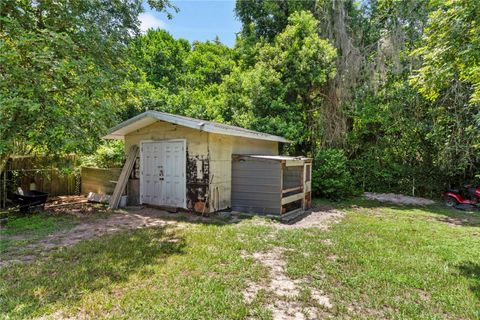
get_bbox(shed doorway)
[140,140,186,208]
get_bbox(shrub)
[80,141,125,168]
[312,148,356,199]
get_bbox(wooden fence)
[1,156,81,208]
[10,168,79,196]
[0,155,125,209]
[7,156,80,195]
[81,167,122,195]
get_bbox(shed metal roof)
[233,155,312,162]
[242,155,311,161]
[103,111,291,143]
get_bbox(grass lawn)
[0,199,479,319]
[0,215,77,256]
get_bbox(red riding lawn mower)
[444,185,480,210]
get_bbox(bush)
[312,148,356,199]
[80,141,125,168]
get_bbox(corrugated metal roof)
[103,111,291,143]
[233,155,312,162]
[244,155,311,161]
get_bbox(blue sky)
[140,0,242,47]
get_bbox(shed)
[231,155,312,217]
[104,110,310,215]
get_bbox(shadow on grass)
[457,262,480,300]
[125,207,234,226]
[0,224,185,318]
[314,197,480,227]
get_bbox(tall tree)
[410,0,480,178]
[130,30,235,120]
[0,0,172,173]
[132,29,190,92]
[221,11,337,154]
[235,0,371,146]
[235,0,315,43]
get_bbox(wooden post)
[1,171,3,208]
[109,145,139,209]
[302,163,306,210]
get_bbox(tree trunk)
[0,154,10,177]
[0,154,9,208]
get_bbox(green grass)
[0,200,479,319]
[0,215,77,254]
[278,201,480,319]
[0,221,273,319]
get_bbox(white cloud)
[139,13,167,33]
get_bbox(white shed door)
[141,140,186,208]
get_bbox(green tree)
[410,0,480,105]
[130,30,235,120]
[0,0,172,173]
[221,11,336,155]
[132,29,190,92]
[410,0,480,178]
[235,0,315,42]
[312,149,355,199]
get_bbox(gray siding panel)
[231,158,282,215]
[231,198,279,207]
[231,177,279,186]
[232,185,279,193]
[231,205,280,215]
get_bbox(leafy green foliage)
[312,149,355,199]
[409,0,480,178]
[231,0,479,194]
[235,0,315,42]
[123,0,479,196]
[3,0,478,198]
[0,0,172,170]
[221,11,337,153]
[133,29,190,91]
[411,0,480,105]
[80,141,125,168]
[347,80,448,196]
[128,30,235,120]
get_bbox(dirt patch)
[0,208,184,267]
[243,280,262,304]
[364,192,435,206]
[253,250,301,298]
[44,195,105,217]
[40,210,175,247]
[247,205,345,231]
[322,239,333,246]
[2,203,234,268]
[47,195,88,206]
[244,248,332,320]
[281,205,345,230]
[436,215,480,227]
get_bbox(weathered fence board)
[12,169,79,196]
[0,157,125,208]
[81,167,122,195]
[5,156,80,199]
